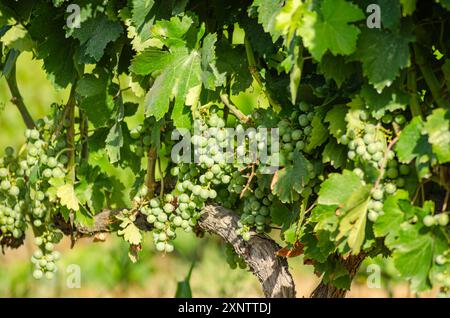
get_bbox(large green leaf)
[72,14,123,63]
[299,0,364,61]
[353,28,414,92]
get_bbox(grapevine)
[0,0,449,298]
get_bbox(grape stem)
[219,94,250,124]
[372,135,400,191]
[5,64,35,129]
[240,164,255,198]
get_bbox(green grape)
[437,213,448,226]
[33,269,44,280]
[423,215,435,227]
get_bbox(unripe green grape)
[382,114,393,124]
[348,151,356,160]
[154,221,165,230]
[340,135,349,145]
[1,180,11,191]
[45,242,54,252]
[291,130,303,141]
[295,140,305,151]
[364,134,375,144]
[385,183,397,194]
[399,165,410,175]
[130,128,141,139]
[372,201,383,212]
[164,194,174,202]
[423,215,435,227]
[52,251,61,261]
[298,114,309,127]
[395,178,405,188]
[146,215,156,223]
[165,243,174,253]
[43,169,53,179]
[46,262,55,272]
[33,250,43,259]
[209,189,217,199]
[47,157,58,168]
[157,213,168,223]
[33,219,42,227]
[372,152,383,161]
[9,186,20,197]
[303,126,312,136]
[299,102,310,112]
[386,168,399,179]
[356,145,366,155]
[437,213,448,226]
[372,189,384,201]
[200,189,210,200]
[367,143,378,154]
[394,114,406,125]
[4,147,14,157]
[12,228,22,238]
[33,269,44,280]
[435,255,446,265]
[306,112,315,121]
[359,110,369,121]
[368,210,379,222]
[353,168,364,179]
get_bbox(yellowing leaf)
[57,184,80,211]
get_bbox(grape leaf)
[335,184,371,254]
[395,117,432,163]
[325,104,348,140]
[373,190,409,245]
[318,170,365,206]
[57,184,80,211]
[131,0,155,40]
[130,17,222,128]
[353,28,414,92]
[423,108,450,164]
[72,14,123,63]
[117,217,142,246]
[272,152,311,203]
[252,0,283,41]
[360,83,408,119]
[322,139,347,169]
[1,25,33,52]
[105,121,123,164]
[318,170,372,254]
[299,0,365,61]
[318,54,357,88]
[305,113,329,152]
[390,224,434,292]
[76,72,116,128]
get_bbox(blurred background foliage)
[0,53,437,298]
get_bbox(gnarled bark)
[198,205,296,298]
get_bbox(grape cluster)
[225,243,246,270]
[31,230,61,279]
[345,122,388,168]
[423,212,449,228]
[0,147,27,244]
[236,186,274,240]
[277,102,315,164]
[1,115,68,277]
